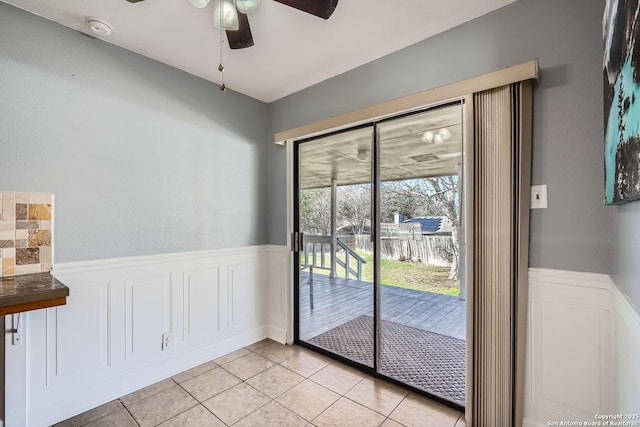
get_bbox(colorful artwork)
[604,0,640,204]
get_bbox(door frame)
[290,101,468,412]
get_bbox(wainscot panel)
[265,245,291,344]
[610,278,640,414]
[524,269,613,427]
[4,245,291,427]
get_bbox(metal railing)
[301,235,367,280]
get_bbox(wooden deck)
[299,273,466,341]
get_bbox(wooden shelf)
[0,273,69,315]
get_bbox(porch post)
[330,177,337,278]
[458,163,467,301]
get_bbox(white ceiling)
[1,0,515,102]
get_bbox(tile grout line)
[122,378,199,427]
[179,346,297,427]
[241,344,330,424]
[117,399,141,427]
[216,375,275,426]
[60,400,131,427]
[144,378,211,427]
[119,379,175,409]
[304,369,370,426]
[172,386,230,427]
[380,392,410,426]
[227,346,309,424]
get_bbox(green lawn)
[302,251,460,297]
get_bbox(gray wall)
[0,3,269,262]
[611,203,640,311]
[267,0,610,275]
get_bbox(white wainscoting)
[5,255,638,427]
[4,244,292,427]
[609,278,640,414]
[523,269,614,427]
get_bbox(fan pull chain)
[218,26,226,91]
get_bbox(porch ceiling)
[299,104,463,189]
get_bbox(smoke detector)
[87,19,112,37]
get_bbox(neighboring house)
[403,216,452,236]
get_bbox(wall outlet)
[531,185,548,209]
[161,332,174,350]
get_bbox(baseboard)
[267,324,288,344]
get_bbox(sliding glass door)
[295,125,374,368]
[294,102,466,409]
[377,106,466,407]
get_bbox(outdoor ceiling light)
[422,128,452,144]
[421,131,435,143]
[357,149,371,161]
[438,128,452,141]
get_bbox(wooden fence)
[354,223,454,267]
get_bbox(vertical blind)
[470,81,532,427]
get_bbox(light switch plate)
[531,185,548,209]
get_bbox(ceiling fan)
[125,0,339,50]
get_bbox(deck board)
[299,273,466,341]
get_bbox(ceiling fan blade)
[226,12,254,49]
[273,0,338,19]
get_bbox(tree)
[423,176,460,280]
[381,176,460,280]
[380,181,422,222]
[336,184,371,235]
[298,188,331,235]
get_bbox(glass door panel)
[296,125,374,368]
[376,105,466,407]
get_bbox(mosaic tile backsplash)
[0,192,53,277]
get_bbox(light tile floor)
[54,340,465,427]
